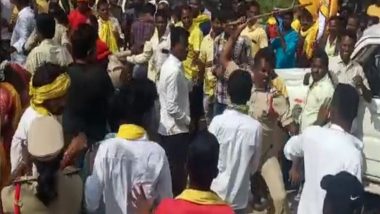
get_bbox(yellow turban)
[29,73,71,115]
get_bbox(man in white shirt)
[9,0,35,64]
[25,13,73,74]
[300,49,335,132]
[157,26,190,197]
[209,69,262,213]
[284,84,363,214]
[126,9,170,82]
[85,79,172,214]
[329,31,372,103]
[10,64,72,175]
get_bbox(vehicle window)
[361,46,380,98]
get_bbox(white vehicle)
[275,23,380,195]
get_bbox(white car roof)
[352,23,380,60]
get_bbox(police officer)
[248,48,298,214]
[1,116,83,214]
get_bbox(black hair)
[88,14,99,32]
[247,0,260,12]
[300,8,313,21]
[48,2,69,25]
[36,13,56,39]
[187,131,220,189]
[96,0,108,9]
[329,15,341,23]
[34,153,63,206]
[181,4,192,15]
[108,78,157,131]
[331,84,359,124]
[282,11,294,19]
[137,3,156,16]
[312,49,329,68]
[341,30,358,44]
[227,69,252,105]
[155,9,169,21]
[368,16,380,25]
[32,63,66,88]
[170,27,189,49]
[254,47,276,69]
[71,24,97,60]
[15,0,29,6]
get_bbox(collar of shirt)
[167,54,182,66]
[39,39,55,46]
[329,123,364,149]
[310,73,331,89]
[246,23,260,32]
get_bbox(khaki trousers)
[261,156,290,214]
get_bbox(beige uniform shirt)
[329,56,370,93]
[1,167,83,214]
[249,90,293,162]
[25,39,73,74]
[300,75,335,132]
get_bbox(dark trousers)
[159,133,190,196]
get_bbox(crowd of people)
[0,0,379,213]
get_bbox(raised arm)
[220,20,247,69]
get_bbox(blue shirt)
[272,30,299,69]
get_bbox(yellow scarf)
[29,73,70,115]
[99,19,119,54]
[176,189,227,205]
[300,23,318,59]
[116,124,145,140]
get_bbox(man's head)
[300,8,313,31]
[328,16,342,36]
[108,78,157,131]
[322,171,364,214]
[330,84,359,130]
[211,11,223,36]
[97,0,110,20]
[223,10,238,37]
[282,11,294,31]
[170,27,189,61]
[228,69,253,105]
[71,24,98,62]
[155,9,169,36]
[311,49,329,83]
[181,5,193,30]
[31,64,70,115]
[187,131,220,190]
[136,3,155,20]
[188,0,201,18]
[246,1,260,26]
[157,0,169,11]
[346,15,360,33]
[36,13,56,40]
[13,0,28,8]
[254,47,276,75]
[49,2,68,25]
[340,30,357,64]
[77,0,90,14]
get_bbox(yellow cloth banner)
[298,0,338,19]
[99,19,119,54]
[176,189,228,205]
[29,73,70,115]
[117,124,146,140]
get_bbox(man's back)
[209,109,262,210]
[285,124,363,214]
[85,137,172,214]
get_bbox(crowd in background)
[0,0,380,213]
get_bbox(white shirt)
[210,109,262,210]
[10,107,42,173]
[157,54,190,136]
[25,39,73,74]
[10,6,35,65]
[127,28,170,82]
[85,135,172,214]
[284,124,363,214]
[300,75,335,132]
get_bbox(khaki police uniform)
[1,167,83,214]
[0,116,83,214]
[249,89,293,214]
